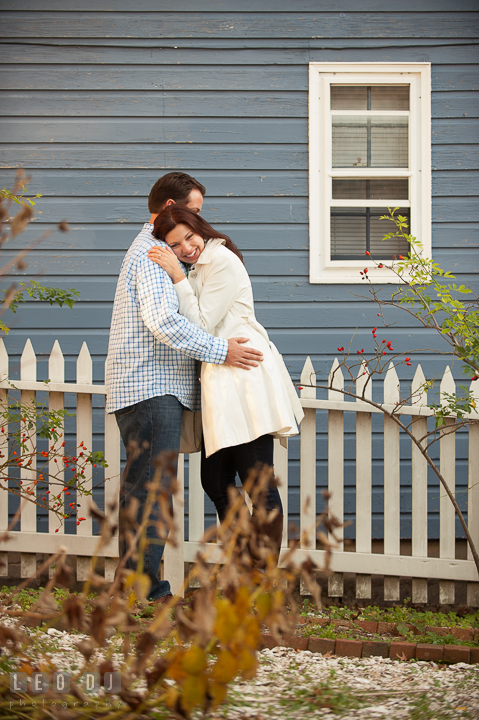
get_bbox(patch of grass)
[408,692,472,720]
[298,597,479,630]
[0,585,97,613]
[302,623,477,647]
[279,671,362,714]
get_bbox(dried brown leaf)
[89,605,107,646]
[53,561,72,588]
[63,594,85,632]
[145,657,169,689]
[74,640,94,661]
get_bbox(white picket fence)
[0,339,478,606]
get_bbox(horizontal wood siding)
[1,2,477,538]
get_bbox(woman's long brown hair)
[153,205,244,264]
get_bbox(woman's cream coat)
[173,238,304,457]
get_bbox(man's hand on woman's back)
[226,337,263,369]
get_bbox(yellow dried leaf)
[166,651,187,683]
[243,616,261,649]
[234,585,250,619]
[164,685,180,710]
[182,673,207,713]
[238,647,257,680]
[214,599,239,645]
[211,650,238,684]
[182,646,207,675]
[124,571,151,604]
[209,680,228,709]
[255,591,272,621]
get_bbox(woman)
[148,206,303,560]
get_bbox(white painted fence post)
[355,361,372,599]
[439,367,456,605]
[411,365,429,604]
[328,358,344,597]
[185,451,202,589]
[48,341,65,543]
[0,339,8,577]
[76,342,93,582]
[300,357,317,559]
[274,438,289,549]
[20,340,37,579]
[188,453,203,544]
[103,358,121,583]
[467,377,479,607]
[383,362,401,602]
[164,454,185,596]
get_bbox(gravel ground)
[1,614,478,719]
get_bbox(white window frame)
[309,62,431,284]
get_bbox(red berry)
[365,251,371,256]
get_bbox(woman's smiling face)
[165,223,205,264]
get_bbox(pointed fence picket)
[468,386,479,606]
[383,362,401,602]
[439,367,456,605]
[0,341,478,604]
[355,362,372,599]
[328,358,344,597]
[410,365,429,604]
[20,340,37,579]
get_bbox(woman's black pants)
[201,432,283,518]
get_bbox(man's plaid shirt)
[106,223,228,414]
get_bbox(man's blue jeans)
[115,395,183,601]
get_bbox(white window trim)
[309,62,431,284]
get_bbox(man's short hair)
[148,172,206,213]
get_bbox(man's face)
[184,189,204,214]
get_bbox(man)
[106,172,262,604]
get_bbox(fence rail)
[1,340,478,605]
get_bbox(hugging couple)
[106,172,304,604]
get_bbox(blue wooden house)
[0,1,478,544]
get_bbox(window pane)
[371,86,409,110]
[332,179,409,199]
[331,85,409,111]
[331,86,368,110]
[330,207,410,260]
[332,116,408,168]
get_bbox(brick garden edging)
[304,617,479,644]
[260,632,479,664]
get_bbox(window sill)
[310,265,408,284]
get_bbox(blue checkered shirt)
[106,223,228,413]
